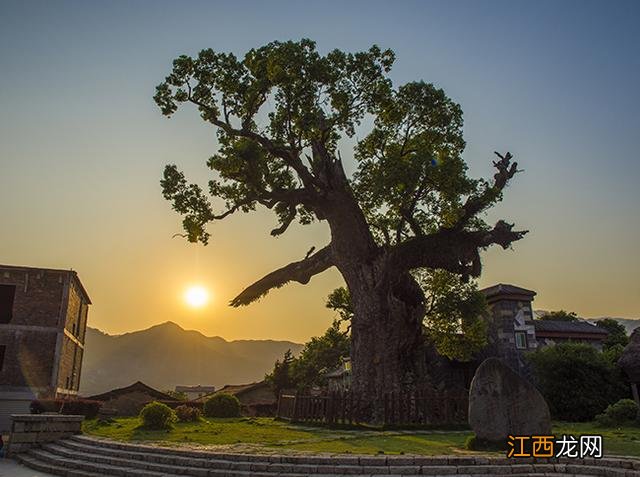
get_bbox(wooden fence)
[276,387,468,426]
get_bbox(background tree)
[155,39,526,420]
[595,318,629,349]
[290,320,350,390]
[265,349,295,395]
[537,310,579,321]
[419,269,488,361]
[528,343,630,421]
[164,390,187,401]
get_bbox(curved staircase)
[14,435,640,476]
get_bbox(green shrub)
[139,401,176,429]
[527,343,630,421]
[203,394,241,418]
[175,404,202,422]
[596,399,638,426]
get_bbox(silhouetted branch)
[390,220,528,279]
[230,245,335,306]
[454,151,520,228]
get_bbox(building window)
[0,285,16,324]
[515,331,527,349]
[0,345,5,370]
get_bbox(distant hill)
[534,310,639,334]
[79,321,303,396]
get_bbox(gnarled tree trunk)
[346,268,427,422]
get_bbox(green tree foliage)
[139,401,177,429]
[528,343,630,421]
[164,390,188,401]
[203,394,241,418]
[538,310,579,321]
[265,349,295,395]
[267,321,350,391]
[291,320,350,390]
[418,269,488,361]
[596,318,629,349]
[325,287,353,323]
[595,399,639,426]
[154,38,525,296]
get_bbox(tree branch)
[229,245,335,307]
[390,220,528,279]
[455,151,520,228]
[187,95,320,190]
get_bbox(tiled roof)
[480,283,536,298]
[534,320,608,335]
[85,381,173,401]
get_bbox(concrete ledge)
[7,414,83,456]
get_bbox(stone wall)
[0,328,57,390]
[488,298,536,379]
[0,266,90,398]
[56,334,83,393]
[6,414,84,456]
[0,268,66,328]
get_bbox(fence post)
[292,393,299,422]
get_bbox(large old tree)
[155,39,526,420]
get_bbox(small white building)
[175,385,216,401]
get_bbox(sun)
[184,285,209,308]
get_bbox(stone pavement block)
[419,465,457,475]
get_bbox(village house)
[0,264,91,432]
[481,283,609,368]
[533,319,609,350]
[174,384,216,401]
[325,357,352,392]
[86,381,174,416]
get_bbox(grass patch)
[553,421,640,457]
[82,418,640,457]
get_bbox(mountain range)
[79,321,303,396]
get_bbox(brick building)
[481,283,608,376]
[0,264,91,431]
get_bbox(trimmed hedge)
[30,399,102,419]
[203,394,241,418]
[139,401,176,429]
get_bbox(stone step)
[57,438,236,470]
[12,434,640,477]
[16,450,121,477]
[43,442,215,476]
[28,448,177,477]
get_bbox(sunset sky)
[1,0,639,342]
